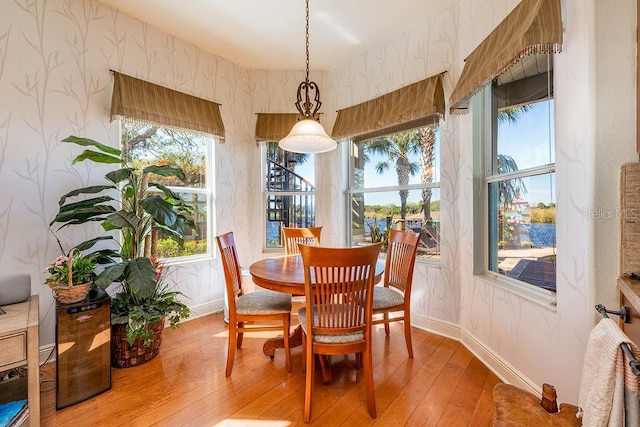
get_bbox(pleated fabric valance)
[255,113,300,143]
[449,0,562,114]
[331,73,444,141]
[110,72,225,139]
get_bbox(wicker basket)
[54,282,92,304]
[111,318,165,368]
[53,248,92,304]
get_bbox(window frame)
[261,143,317,252]
[473,68,558,307]
[345,123,442,266]
[118,119,216,264]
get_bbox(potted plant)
[50,135,193,367]
[43,247,97,304]
[366,217,390,250]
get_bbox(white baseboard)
[39,344,56,365]
[182,299,225,322]
[459,327,539,396]
[411,312,461,341]
[411,313,539,397]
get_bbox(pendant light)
[279,0,337,154]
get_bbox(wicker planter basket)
[111,318,165,368]
[52,248,92,304]
[53,282,92,304]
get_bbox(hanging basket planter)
[51,248,92,304]
[110,318,165,368]
[53,282,92,304]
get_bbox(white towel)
[577,317,640,427]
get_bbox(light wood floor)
[39,311,500,426]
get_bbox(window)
[478,54,556,293]
[121,118,213,260]
[263,142,316,250]
[347,125,440,260]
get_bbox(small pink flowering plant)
[43,250,97,288]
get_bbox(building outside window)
[479,53,556,293]
[347,124,440,260]
[121,118,213,260]
[263,142,316,250]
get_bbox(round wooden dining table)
[249,254,308,296]
[249,253,384,381]
[249,254,384,295]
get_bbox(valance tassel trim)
[450,43,563,115]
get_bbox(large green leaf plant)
[50,135,192,345]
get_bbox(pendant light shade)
[279,118,337,154]
[278,0,337,154]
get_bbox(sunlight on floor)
[215,420,291,426]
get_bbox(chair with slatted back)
[298,242,382,422]
[282,226,322,255]
[216,231,292,376]
[372,229,421,358]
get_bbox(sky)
[497,100,556,206]
[291,100,554,208]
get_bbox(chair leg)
[283,313,291,372]
[355,351,363,369]
[404,310,413,358]
[226,321,237,377]
[383,312,390,336]
[301,332,307,373]
[303,339,314,422]
[237,321,244,348]
[363,344,377,419]
[319,355,331,384]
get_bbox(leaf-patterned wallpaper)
[0,0,634,403]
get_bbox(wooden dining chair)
[372,229,421,358]
[215,231,292,376]
[298,242,383,422]
[282,226,322,255]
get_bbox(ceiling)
[97,0,460,71]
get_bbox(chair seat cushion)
[298,306,364,344]
[236,290,292,315]
[372,286,404,310]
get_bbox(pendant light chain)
[305,0,310,84]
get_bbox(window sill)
[262,248,286,255]
[475,272,557,311]
[378,252,440,268]
[162,253,214,266]
[415,257,441,268]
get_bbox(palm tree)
[418,126,436,223]
[498,105,531,125]
[496,154,526,209]
[364,130,421,219]
[496,106,530,208]
[495,106,530,247]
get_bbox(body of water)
[529,222,556,248]
[268,220,556,249]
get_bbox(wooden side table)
[0,295,40,426]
